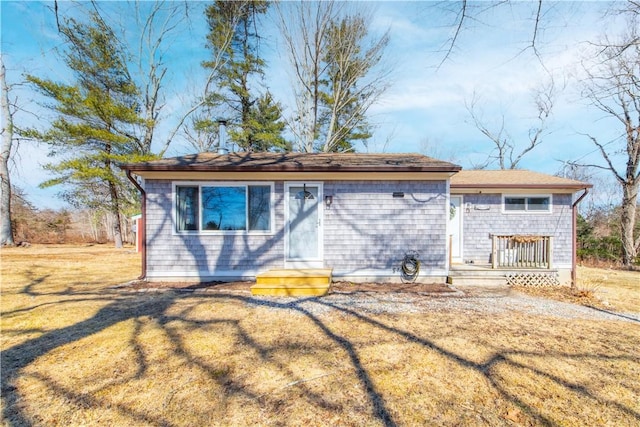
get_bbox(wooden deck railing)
[491,235,553,269]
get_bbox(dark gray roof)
[121,152,462,173]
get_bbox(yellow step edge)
[250,285,330,297]
[256,277,331,287]
[251,269,333,297]
[256,268,333,278]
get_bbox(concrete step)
[252,269,332,296]
[447,275,508,286]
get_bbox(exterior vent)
[217,119,229,154]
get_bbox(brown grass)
[514,266,640,314]
[2,245,639,426]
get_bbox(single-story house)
[122,152,591,288]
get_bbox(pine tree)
[27,12,153,248]
[201,0,286,152]
[229,92,290,152]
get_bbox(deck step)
[447,275,508,286]
[252,269,332,296]
[447,266,558,286]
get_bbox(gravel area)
[243,285,640,322]
[117,281,639,323]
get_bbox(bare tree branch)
[276,0,339,152]
[437,0,544,67]
[576,1,640,265]
[467,80,554,170]
[437,0,467,68]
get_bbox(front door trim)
[284,182,324,269]
[450,195,464,264]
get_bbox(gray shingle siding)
[457,193,573,266]
[144,179,448,279]
[145,180,285,278]
[324,181,447,275]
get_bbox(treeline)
[10,187,135,245]
[577,207,640,266]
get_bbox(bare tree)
[277,1,390,153]
[90,1,239,156]
[321,13,390,152]
[574,5,640,266]
[0,55,15,246]
[133,0,191,156]
[467,80,555,169]
[276,1,338,152]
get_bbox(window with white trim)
[503,195,551,212]
[175,183,273,233]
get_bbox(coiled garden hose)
[401,251,420,282]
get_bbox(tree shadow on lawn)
[2,290,639,427]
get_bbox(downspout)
[126,170,146,280]
[571,188,590,288]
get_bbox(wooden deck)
[447,264,560,286]
[251,269,333,296]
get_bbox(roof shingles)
[121,152,462,173]
[450,170,591,189]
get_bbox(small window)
[176,186,199,231]
[248,185,271,231]
[503,195,551,213]
[527,197,550,211]
[504,197,526,211]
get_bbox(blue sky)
[1,1,623,209]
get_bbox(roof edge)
[121,164,462,173]
[451,183,593,190]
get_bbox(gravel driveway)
[122,280,639,323]
[244,284,640,323]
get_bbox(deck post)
[491,234,497,269]
[547,236,553,269]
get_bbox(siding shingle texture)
[458,193,573,265]
[144,180,447,277]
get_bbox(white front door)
[285,183,323,268]
[449,195,463,264]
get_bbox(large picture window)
[503,195,551,213]
[175,183,272,233]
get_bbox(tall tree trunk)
[108,180,123,248]
[0,55,15,246]
[105,139,123,248]
[620,182,638,266]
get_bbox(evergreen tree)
[27,12,153,248]
[229,92,290,152]
[201,0,286,152]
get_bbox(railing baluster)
[492,234,552,269]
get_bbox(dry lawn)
[514,266,640,314]
[2,245,639,426]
